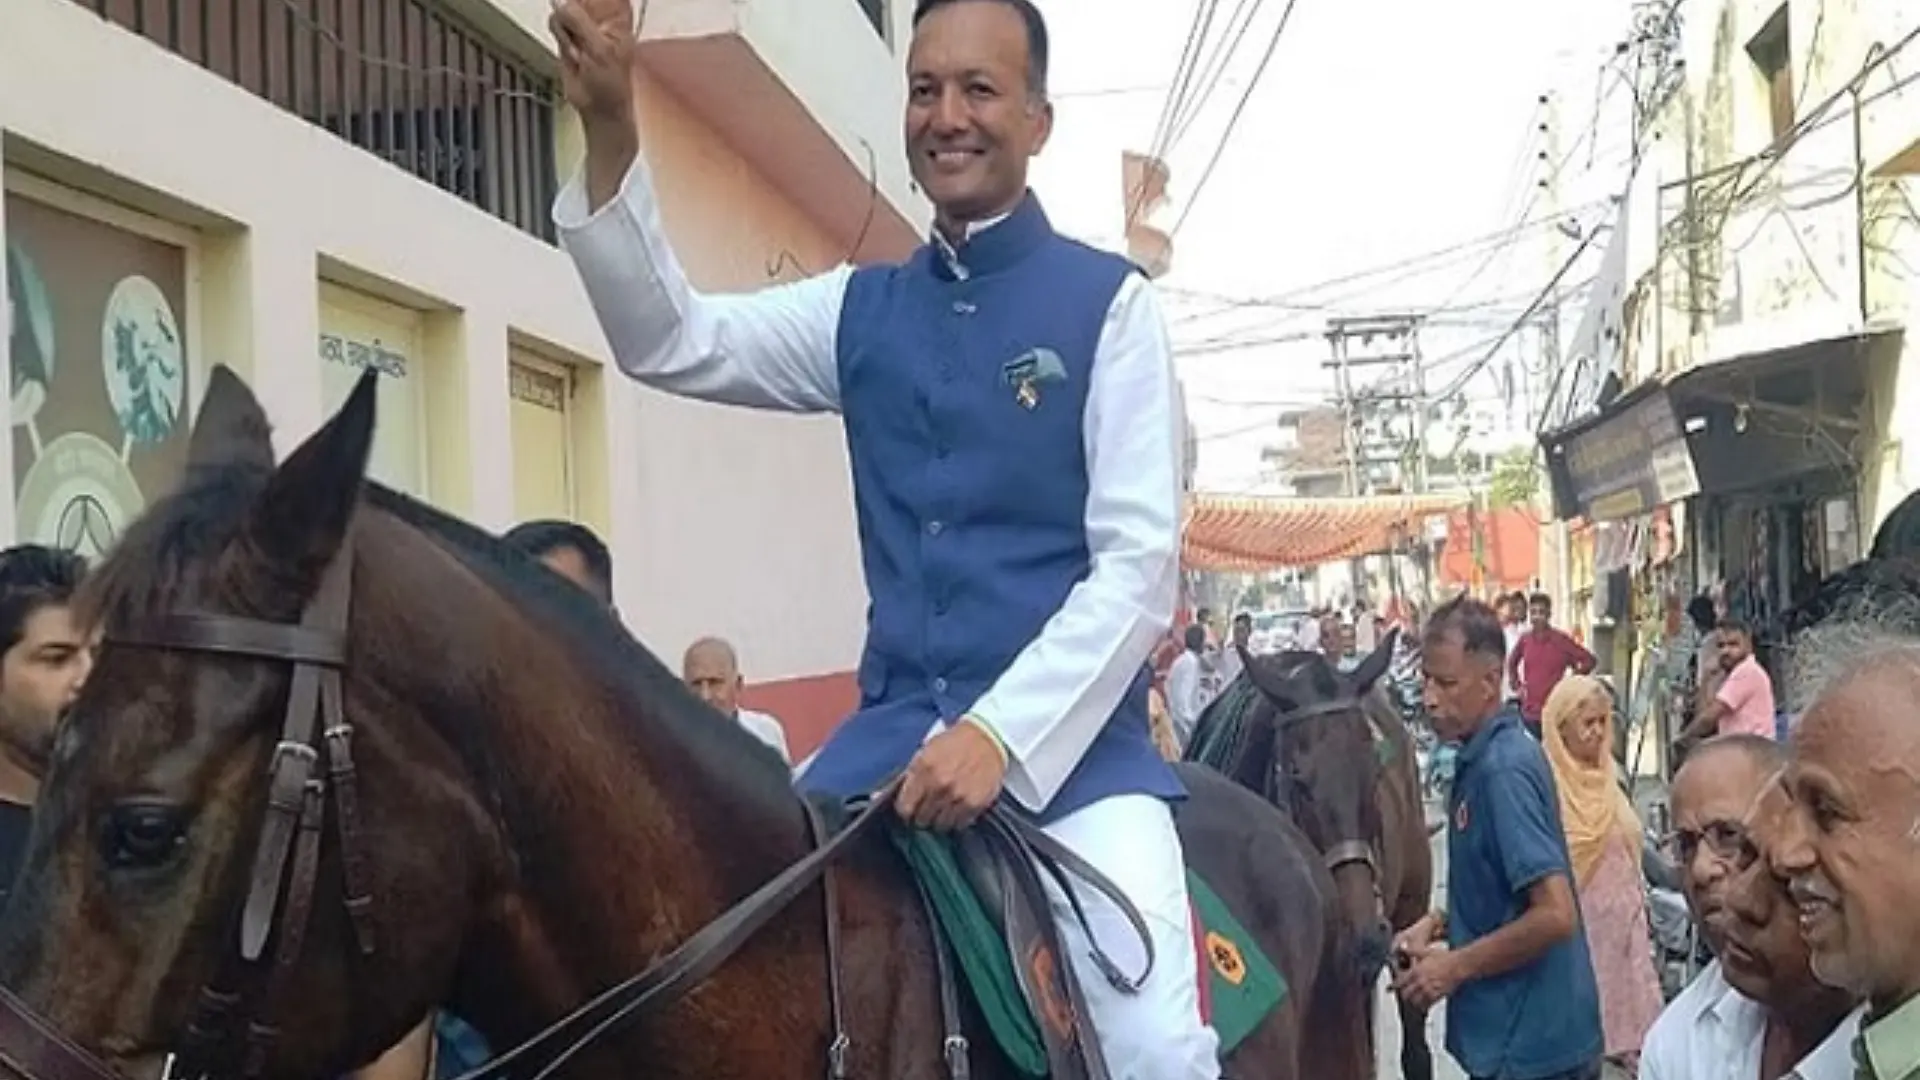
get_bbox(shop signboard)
[1550,387,1701,522]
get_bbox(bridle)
[0,542,964,1080]
[1266,693,1382,879]
[0,548,371,1080]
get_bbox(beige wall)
[0,0,902,690]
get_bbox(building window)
[5,177,201,555]
[508,353,576,522]
[71,0,558,242]
[317,282,430,497]
[1747,4,1794,143]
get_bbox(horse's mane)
[1184,674,1262,771]
[75,458,268,628]
[361,485,796,805]
[1183,651,1384,773]
[77,458,796,822]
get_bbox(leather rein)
[0,547,904,1080]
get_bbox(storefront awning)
[1539,329,1893,522]
[1538,381,1701,522]
[1183,492,1471,571]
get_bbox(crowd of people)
[1384,586,1920,1080]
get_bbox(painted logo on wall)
[6,193,193,555]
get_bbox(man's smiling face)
[903,0,1052,228]
[1770,657,1920,1007]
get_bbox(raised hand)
[549,0,638,128]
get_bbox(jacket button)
[933,677,949,693]
[927,520,944,536]
[952,300,976,315]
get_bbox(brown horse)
[0,368,1371,1080]
[1186,641,1437,1080]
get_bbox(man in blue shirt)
[1393,595,1603,1080]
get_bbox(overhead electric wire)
[1168,0,1303,239]
[1167,0,1267,147]
[1128,0,1221,227]
[1158,193,1613,323]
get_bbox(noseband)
[1270,694,1381,878]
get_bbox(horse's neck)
[367,557,815,1068]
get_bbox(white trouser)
[1039,794,1222,1079]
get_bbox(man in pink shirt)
[1677,619,1777,749]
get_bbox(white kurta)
[1639,961,1861,1080]
[1166,650,1205,749]
[554,158,1218,1077]
[735,708,792,765]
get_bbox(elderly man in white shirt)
[1641,735,1860,1080]
[682,637,793,765]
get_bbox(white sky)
[1028,0,1642,492]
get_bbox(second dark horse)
[1187,636,1438,1080]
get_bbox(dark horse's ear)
[187,364,276,474]
[243,367,378,590]
[1240,649,1299,708]
[1348,628,1400,693]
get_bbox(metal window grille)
[74,0,558,243]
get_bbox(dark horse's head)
[1193,635,1399,981]
[0,365,806,1079]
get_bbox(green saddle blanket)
[889,826,1286,1077]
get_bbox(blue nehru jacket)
[795,194,1184,823]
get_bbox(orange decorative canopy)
[1182,492,1471,571]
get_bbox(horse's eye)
[100,801,188,871]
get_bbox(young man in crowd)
[0,544,90,898]
[1676,619,1777,753]
[1507,591,1596,737]
[501,518,615,610]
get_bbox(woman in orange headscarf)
[1542,675,1663,1074]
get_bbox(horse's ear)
[1349,628,1400,692]
[1241,650,1297,706]
[187,364,275,473]
[244,368,378,582]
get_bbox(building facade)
[1543,0,1920,764]
[0,0,930,755]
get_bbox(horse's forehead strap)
[107,614,346,668]
[1277,696,1365,723]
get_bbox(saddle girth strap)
[801,800,854,1080]
[906,871,969,1080]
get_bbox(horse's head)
[1240,632,1399,979]
[0,367,496,1080]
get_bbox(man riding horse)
[550,0,1214,1074]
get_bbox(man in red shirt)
[1506,591,1597,736]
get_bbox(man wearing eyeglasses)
[1642,734,1859,1080]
